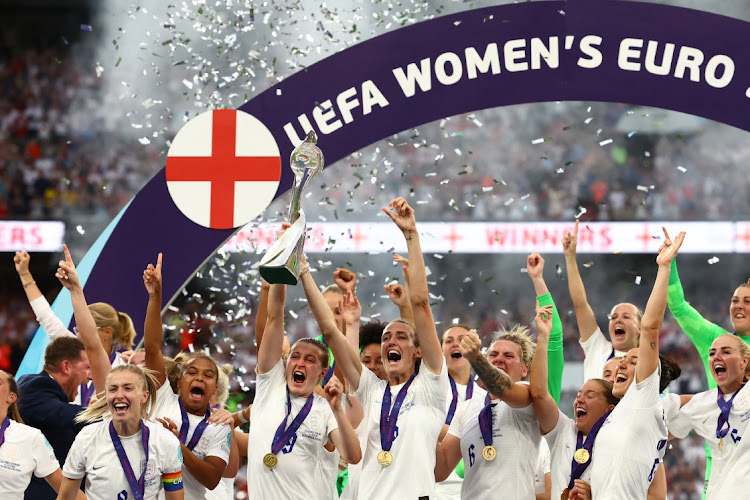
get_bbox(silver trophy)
[259,130,324,285]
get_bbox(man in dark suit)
[18,336,91,500]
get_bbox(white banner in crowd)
[221,221,746,254]
[0,221,65,252]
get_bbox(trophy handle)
[258,210,307,285]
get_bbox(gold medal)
[573,448,590,464]
[263,453,278,469]
[377,450,393,467]
[719,437,724,452]
[481,445,497,461]
[561,487,570,500]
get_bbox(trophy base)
[259,266,299,286]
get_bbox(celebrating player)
[142,253,233,499]
[562,220,641,381]
[58,364,183,499]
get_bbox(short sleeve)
[254,359,286,408]
[668,400,697,439]
[204,424,232,462]
[151,378,180,419]
[446,400,469,439]
[323,402,339,440]
[32,430,60,478]
[62,429,89,479]
[540,440,551,474]
[660,393,682,420]
[628,367,661,409]
[160,428,184,474]
[580,328,611,381]
[352,364,378,404]
[543,409,571,448]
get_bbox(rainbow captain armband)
[163,471,183,491]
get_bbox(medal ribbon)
[0,416,10,448]
[445,375,475,425]
[380,373,417,452]
[109,420,149,500]
[477,393,494,447]
[178,401,211,451]
[716,387,740,441]
[323,361,336,385]
[79,382,95,406]
[567,410,611,490]
[271,390,314,456]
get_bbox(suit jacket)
[18,370,85,500]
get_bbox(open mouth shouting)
[713,363,727,380]
[612,326,626,341]
[113,402,130,417]
[189,386,205,403]
[450,350,462,360]
[292,370,307,386]
[575,406,588,423]
[387,349,402,365]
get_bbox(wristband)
[23,281,36,289]
[237,408,249,423]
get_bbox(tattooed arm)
[638,227,685,384]
[459,330,531,408]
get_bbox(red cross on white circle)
[166,109,281,229]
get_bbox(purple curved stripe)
[70,0,750,342]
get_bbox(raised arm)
[638,228,685,383]
[383,254,415,323]
[527,252,564,404]
[529,303,560,435]
[562,219,599,341]
[324,375,362,464]
[16,251,76,341]
[335,268,362,351]
[460,330,531,408]
[382,197,442,374]
[256,282,286,374]
[667,258,728,355]
[55,244,109,394]
[143,253,167,386]
[300,258,362,389]
[14,250,43,302]
[254,279,271,349]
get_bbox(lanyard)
[178,401,211,451]
[445,375,474,425]
[109,420,149,500]
[271,390,314,455]
[380,373,416,452]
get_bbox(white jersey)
[340,394,369,500]
[446,389,540,499]
[669,382,750,499]
[205,477,234,500]
[247,359,339,500]
[151,382,232,499]
[319,447,339,500]
[0,419,59,499]
[590,369,667,499]
[353,362,449,500]
[544,409,594,499]
[534,438,551,495]
[62,419,183,500]
[579,328,627,382]
[437,378,487,500]
[30,296,126,406]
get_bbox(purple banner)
[19,0,750,371]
